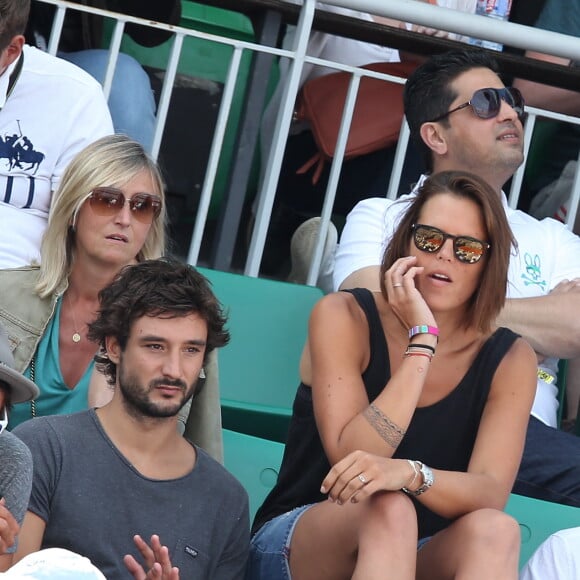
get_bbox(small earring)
[199,367,206,379]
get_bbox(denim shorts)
[246,505,434,579]
[245,505,313,580]
[417,536,432,551]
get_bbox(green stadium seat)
[505,493,580,568]
[198,268,323,442]
[222,428,284,522]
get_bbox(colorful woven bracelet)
[408,325,439,340]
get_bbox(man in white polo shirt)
[334,49,580,508]
[0,0,113,268]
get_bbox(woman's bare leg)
[289,491,417,580]
[416,508,520,580]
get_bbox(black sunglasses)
[412,224,490,264]
[430,87,525,123]
[88,187,162,224]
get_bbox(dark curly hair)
[88,258,230,385]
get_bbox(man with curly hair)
[12,259,249,580]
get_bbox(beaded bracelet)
[408,325,439,340]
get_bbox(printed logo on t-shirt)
[1,125,45,175]
[521,252,547,289]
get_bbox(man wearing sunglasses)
[333,49,580,509]
[0,0,113,269]
[0,324,38,571]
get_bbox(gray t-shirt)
[14,410,249,579]
[0,430,33,553]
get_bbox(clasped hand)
[320,450,413,505]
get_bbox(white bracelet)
[402,459,419,492]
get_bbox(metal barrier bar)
[188,46,244,265]
[151,33,185,161]
[101,18,125,101]
[387,120,411,200]
[327,0,580,60]
[245,0,316,276]
[508,113,538,210]
[305,70,363,286]
[46,4,66,55]
[210,9,283,271]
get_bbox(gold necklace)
[66,293,82,343]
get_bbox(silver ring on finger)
[392,283,403,288]
[358,473,368,485]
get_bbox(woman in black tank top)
[247,172,537,580]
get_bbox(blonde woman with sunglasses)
[247,171,537,580]
[0,135,164,430]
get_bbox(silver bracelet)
[402,461,434,496]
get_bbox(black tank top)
[252,288,519,538]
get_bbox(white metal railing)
[38,0,580,285]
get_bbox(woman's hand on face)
[384,256,436,330]
[320,450,414,505]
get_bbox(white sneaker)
[288,217,337,292]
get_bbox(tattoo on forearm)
[363,403,406,448]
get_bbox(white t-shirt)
[0,45,113,268]
[520,527,580,580]
[334,175,580,427]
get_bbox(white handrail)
[323,0,580,61]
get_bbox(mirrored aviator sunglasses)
[412,224,490,264]
[431,87,526,123]
[88,187,162,223]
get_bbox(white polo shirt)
[0,45,113,267]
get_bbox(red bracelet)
[404,352,432,361]
[408,325,439,340]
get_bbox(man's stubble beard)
[117,359,197,421]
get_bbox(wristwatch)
[402,461,434,496]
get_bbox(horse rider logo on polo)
[1,120,46,175]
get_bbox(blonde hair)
[36,135,166,298]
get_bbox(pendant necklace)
[67,293,82,343]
